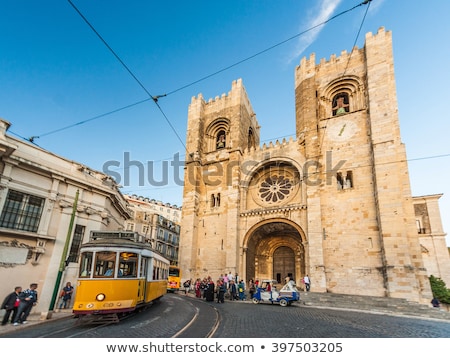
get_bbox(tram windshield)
[94,251,116,277]
[169,266,180,277]
[119,252,138,277]
[78,251,140,278]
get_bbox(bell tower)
[180,79,260,281]
[294,27,431,302]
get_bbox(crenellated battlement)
[295,27,389,88]
[364,26,390,42]
[242,135,298,159]
[189,78,255,119]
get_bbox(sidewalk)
[0,309,73,336]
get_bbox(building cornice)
[240,204,307,217]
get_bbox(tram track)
[36,311,139,338]
[1,294,220,338]
[171,295,221,338]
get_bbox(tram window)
[153,262,161,280]
[79,252,93,277]
[140,257,148,278]
[169,266,180,277]
[94,251,117,277]
[162,264,168,280]
[119,252,138,277]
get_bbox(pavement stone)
[1,290,449,336]
[0,309,73,335]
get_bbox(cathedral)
[179,27,450,303]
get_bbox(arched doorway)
[244,220,305,285]
[273,246,295,283]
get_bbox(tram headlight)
[96,293,106,301]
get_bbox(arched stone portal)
[273,246,295,283]
[244,220,305,285]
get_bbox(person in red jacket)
[1,286,22,325]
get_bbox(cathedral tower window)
[337,171,353,190]
[211,193,221,208]
[337,172,344,190]
[248,128,256,150]
[344,171,353,189]
[216,130,226,149]
[206,118,230,152]
[320,76,365,120]
[332,93,350,116]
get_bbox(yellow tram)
[72,231,169,321]
[167,265,181,292]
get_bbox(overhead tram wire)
[26,0,371,145]
[341,0,372,78]
[318,0,371,154]
[164,0,373,97]
[7,130,42,147]
[67,0,185,152]
[30,98,152,141]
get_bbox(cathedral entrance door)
[244,220,304,284]
[273,246,295,284]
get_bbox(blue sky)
[1,0,450,245]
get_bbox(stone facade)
[179,27,450,304]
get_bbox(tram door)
[139,256,148,302]
[273,246,295,283]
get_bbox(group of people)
[1,281,73,326]
[183,273,253,303]
[184,272,306,303]
[189,277,227,302]
[1,283,38,326]
[182,273,314,302]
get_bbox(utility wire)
[27,0,371,144]
[318,0,371,155]
[68,0,161,103]
[165,0,372,96]
[67,0,186,151]
[32,98,151,140]
[341,0,372,77]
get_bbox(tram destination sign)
[90,231,141,241]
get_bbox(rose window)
[258,175,293,203]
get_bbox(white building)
[0,118,131,319]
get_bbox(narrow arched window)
[248,128,256,150]
[345,171,353,189]
[210,193,221,208]
[337,172,344,190]
[216,130,226,149]
[332,93,350,116]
